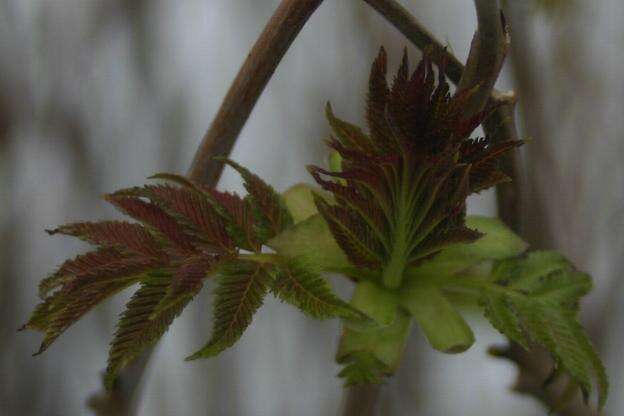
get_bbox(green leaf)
[337,352,387,386]
[281,183,332,224]
[267,214,351,272]
[408,215,528,279]
[336,308,412,385]
[401,276,474,353]
[481,293,528,349]
[453,251,607,409]
[187,260,273,360]
[336,279,410,385]
[105,271,188,389]
[272,258,362,321]
[328,150,343,174]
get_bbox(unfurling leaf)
[27,277,142,355]
[337,352,388,386]
[309,48,522,289]
[187,260,274,360]
[38,247,134,298]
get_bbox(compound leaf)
[272,258,362,321]
[221,159,293,241]
[187,260,273,360]
[105,271,191,389]
[459,252,607,409]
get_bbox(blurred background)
[1,0,623,415]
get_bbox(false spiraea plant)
[22,163,363,388]
[24,48,607,410]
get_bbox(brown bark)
[188,0,324,184]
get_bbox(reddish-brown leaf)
[140,184,234,252]
[311,49,520,283]
[222,159,293,241]
[105,195,198,253]
[48,221,164,259]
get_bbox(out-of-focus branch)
[341,383,381,416]
[342,1,518,413]
[362,0,465,84]
[363,0,520,231]
[88,352,152,416]
[188,0,324,184]
[488,4,596,415]
[455,0,521,233]
[458,0,509,117]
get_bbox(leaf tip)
[32,343,47,357]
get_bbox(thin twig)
[455,0,521,231]
[188,0,324,184]
[458,0,509,117]
[487,4,596,415]
[363,0,464,84]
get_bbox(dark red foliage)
[310,48,521,286]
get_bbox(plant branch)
[188,0,324,184]
[341,383,382,416]
[91,1,325,415]
[363,0,464,84]
[458,0,509,117]
[88,351,152,416]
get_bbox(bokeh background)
[1,0,623,415]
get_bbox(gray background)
[1,1,623,415]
